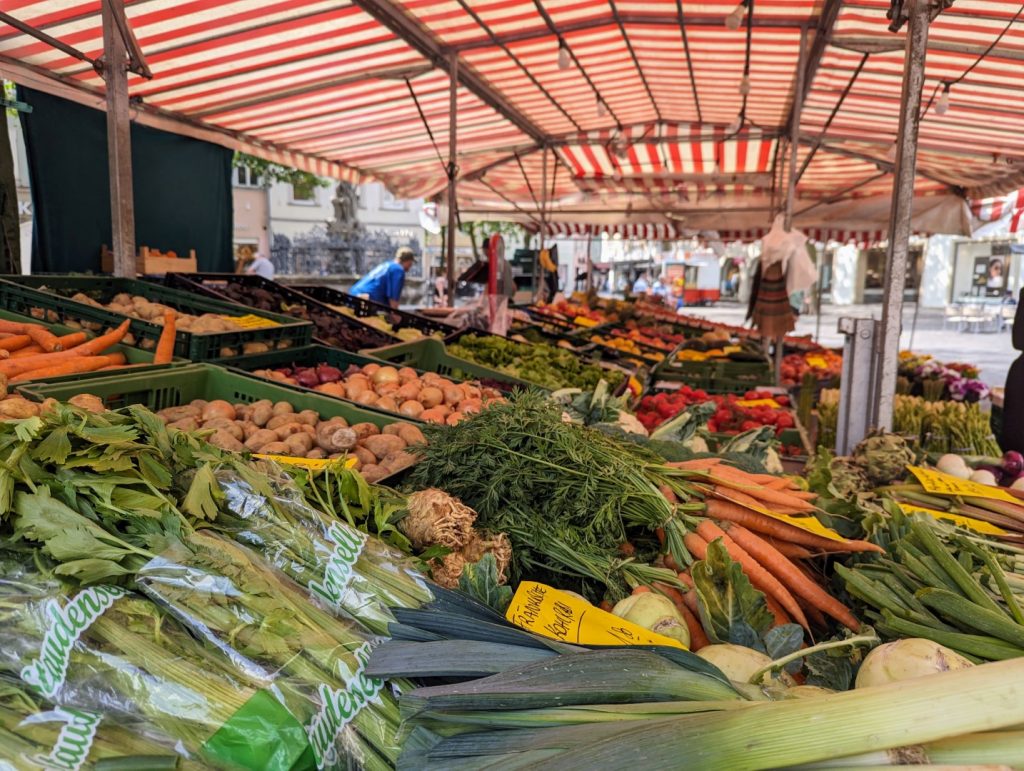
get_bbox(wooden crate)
[101,245,198,275]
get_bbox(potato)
[219,347,238,358]
[296,410,320,426]
[192,399,209,411]
[361,434,406,461]
[382,422,404,436]
[267,414,302,431]
[419,407,446,424]
[359,464,388,483]
[274,423,305,440]
[396,423,426,446]
[283,433,314,455]
[0,398,40,419]
[39,398,59,416]
[204,418,244,441]
[257,441,291,455]
[234,404,252,422]
[202,400,237,422]
[351,445,376,469]
[300,424,316,436]
[250,402,274,427]
[349,422,380,440]
[306,448,327,460]
[244,428,279,451]
[68,394,105,414]
[381,449,416,473]
[272,401,295,415]
[158,405,200,423]
[208,429,244,452]
[168,417,199,432]
[243,342,271,354]
[316,422,358,453]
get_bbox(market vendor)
[349,247,416,308]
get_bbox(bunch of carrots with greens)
[645,457,884,648]
[0,311,175,383]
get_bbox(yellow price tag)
[505,582,687,649]
[574,316,600,327]
[806,355,829,369]
[736,398,781,408]
[908,466,1020,504]
[897,503,1008,536]
[255,454,358,471]
[627,376,643,396]
[222,313,279,329]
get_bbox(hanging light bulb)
[936,83,951,115]
[596,98,607,118]
[725,1,747,30]
[557,43,571,71]
[885,142,897,162]
[726,115,742,135]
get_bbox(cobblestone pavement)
[678,301,1017,389]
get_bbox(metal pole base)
[835,316,879,455]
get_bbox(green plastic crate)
[18,363,401,432]
[360,338,539,391]
[651,357,772,394]
[0,308,188,386]
[0,275,312,361]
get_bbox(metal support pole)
[836,317,879,454]
[814,247,824,343]
[101,0,135,277]
[584,232,594,294]
[536,146,548,303]
[784,27,808,231]
[445,51,459,306]
[874,0,933,431]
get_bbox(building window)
[233,166,262,188]
[289,178,318,205]
[381,189,408,211]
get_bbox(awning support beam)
[874,0,935,431]
[100,0,135,278]
[446,51,459,306]
[784,28,808,230]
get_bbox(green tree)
[459,220,526,260]
[232,152,330,190]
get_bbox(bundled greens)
[408,391,702,600]
[0,403,442,769]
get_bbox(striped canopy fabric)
[0,0,1021,233]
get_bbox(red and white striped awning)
[970,188,1024,233]
[537,222,681,240]
[1,0,1022,233]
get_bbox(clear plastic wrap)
[136,530,405,771]
[0,574,311,771]
[213,466,434,635]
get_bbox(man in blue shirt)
[349,247,416,308]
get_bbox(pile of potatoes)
[155,398,425,482]
[255,362,506,426]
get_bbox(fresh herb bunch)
[408,391,700,600]
[448,334,624,391]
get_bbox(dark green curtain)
[19,86,233,273]
[0,114,19,273]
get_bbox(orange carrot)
[10,353,127,383]
[693,520,810,630]
[0,335,31,352]
[677,571,695,590]
[707,469,817,511]
[655,527,666,547]
[631,585,652,595]
[663,552,679,572]
[659,484,678,504]
[802,602,828,631]
[677,601,711,650]
[599,599,614,612]
[763,593,791,627]
[706,499,884,554]
[0,321,128,378]
[666,458,723,470]
[57,331,88,349]
[10,344,45,358]
[720,521,861,631]
[153,310,175,364]
[0,320,30,335]
[764,537,815,560]
[26,325,63,352]
[652,581,686,608]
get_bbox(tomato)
[775,395,791,406]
